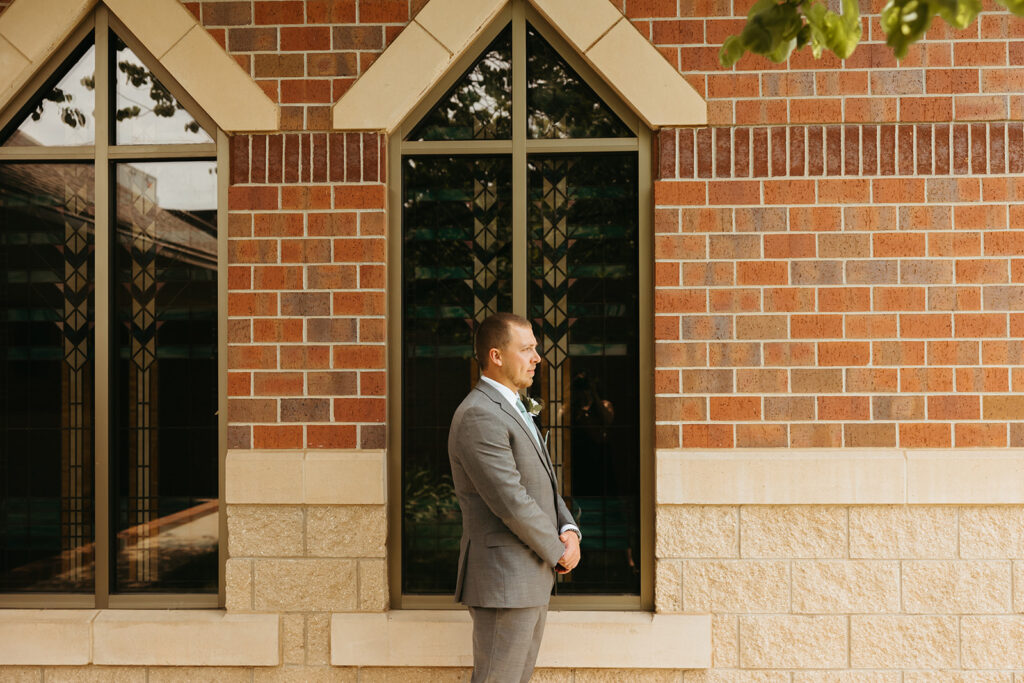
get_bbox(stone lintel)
[226,449,386,505]
[658,448,1024,505]
[0,609,97,665]
[330,610,711,668]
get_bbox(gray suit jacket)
[448,380,577,608]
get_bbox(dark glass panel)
[526,25,631,139]
[527,153,639,595]
[113,34,213,145]
[0,163,96,592]
[408,27,512,141]
[401,156,512,593]
[1,39,96,147]
[112,161,218,593]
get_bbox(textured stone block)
[356,669,467,683]
[903,673,1010,683]
[254,559,357,611]
[959,507,1024,558]
[147,668,253,683]
[655,559,683,613]
[359,559,389,612]
[739,615,847,668]
[700,673,789,683]
[225,559,253,612]
[712,615,739,668]
[0,667,42,683]
[282,613,305,665]
[307,505,387,558]
[903,561,1011,613]
[43,667,146,683]
[740,506,846,558]
[253,667,356,682]
[962,616,1024,668]
[850,506,957,558]
[574,671,682,683]
[307,613,332,666]
[850,616,959,668]
[792,560,900,613]
[794,673,901,683]
[657,506,738,558]
[683,560,790,613]
[227,505,304,557]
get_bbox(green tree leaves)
[720,0,1024,66]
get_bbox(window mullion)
[93,7,111,609]
[511,0,527,317]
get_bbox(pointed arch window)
[0,7,224,608]
[391,1,652,609]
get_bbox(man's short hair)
[475,313,532,370]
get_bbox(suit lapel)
[473,382,558,485]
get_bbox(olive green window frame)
[0,5,228,610]
[387,0,654,611]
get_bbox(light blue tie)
[515,397,542,446]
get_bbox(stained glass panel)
[527,153,639,595]
[112,161,218,593]
[0,163,96,591]
[401,156,513,593]
[526,25,631,139]
[408,27,512,141]
[114,34,213,145]
[1,39,96,147]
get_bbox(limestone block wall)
[657,503,1024,676]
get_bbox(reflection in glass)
[401,156,512,593]
[113,161,218,593]
[526,25,631,139]
[528,153,639,594]
[114,35,212,145]
[408,27,512,141]
[0,163,96,592]
[2,39,96,147]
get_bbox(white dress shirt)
[479,375,581,541]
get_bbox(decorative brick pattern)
[227,132,386,451]
[655,123,1024,449]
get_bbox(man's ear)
[488,347,502,367]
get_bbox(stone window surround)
[4,448,1023,667]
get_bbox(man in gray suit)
[449,312,581,683]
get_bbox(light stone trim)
[332,0,706,132]
[0,610,96,665]
[330,610,711,668]
[0,0,277,132]
[658,448,1024,505]
[226,449,386,505]
[0,610,278,666]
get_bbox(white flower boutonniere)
[521,394,543,417]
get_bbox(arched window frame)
[387,0,654,610]
[0,5,228,610]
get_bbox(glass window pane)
[113,161,218,593]
[408,27,512,141]
[1,39,96,147]
[526,25,631,139]
[401,156,512,594]
[527,153,639,595]
[0,163,96,592]
[113,34,213,145]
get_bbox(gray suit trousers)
[468,604,547,683]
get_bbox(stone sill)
[0,610,278,666]
[658,448,1024,505]
[331,610,710,669]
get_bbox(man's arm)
[455,408,566,567]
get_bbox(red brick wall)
[654,123,1024,449]
[226,132,387,450]
[624,0,1024,127]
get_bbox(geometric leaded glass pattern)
[0,16,218,602]
[399,10,642,600]
[401,156,512,594]
[0,163,96,592]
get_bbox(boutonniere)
[521,394,543,417]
